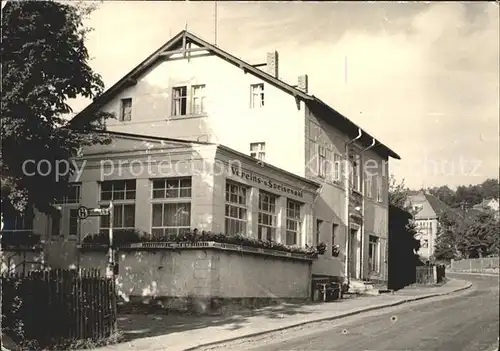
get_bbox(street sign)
[77,206,89,220]
[77,206,110,219]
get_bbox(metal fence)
[450,257,499,272]
[1,268,117,349]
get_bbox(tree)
[388,175,412,212]
[1,1,111,215]
[458,211,499,258]
[388,175,421,255]
[433,210,461,261]
[427,185,455,207]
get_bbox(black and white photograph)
[1,1,499,350]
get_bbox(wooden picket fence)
[1,268,117,348]
[415,265,446,285]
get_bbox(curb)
[185,280,473,351]
[448,271,499,277]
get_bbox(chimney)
[297,74,309,93]
[266,51,279,78]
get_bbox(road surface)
[202,273,499,351]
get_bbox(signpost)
[77,203,115,278]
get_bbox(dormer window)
[119,98,132,121]
[250,142,265,161]
[250,83,264,108]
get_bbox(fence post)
[433,266,437,283]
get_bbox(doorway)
[349,227,358,279]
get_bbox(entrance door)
[349,228,358,279]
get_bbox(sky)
[66,1,499,190]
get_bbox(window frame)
[365,174,373,198]
[376,176,383,203]
[99,180,137,234]
[250,142,266,162]
[368,235,380,273]
[285,199,302,246]
[119,98,132,122]
[318,145,327,178]
[250,83,265,109]
[172,85,188,116]
[257,191,278,242]
[150,177,192,237]
[225,181,248,236]
[190,84,206,115]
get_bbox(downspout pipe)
[344,128,362,287]
[359,138,377,281]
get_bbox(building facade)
[407,191,452,259]
[4,31,400,283]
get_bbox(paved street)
[202,273,499,351]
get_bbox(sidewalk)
[92,279,472,351]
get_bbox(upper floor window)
[250,83,264,108]
[172,86,188,116]
[333,153,342,182]
[316,219,323,246]
[376,176,383,203]
[365,174,373,198]
[258,191,277,241]
[250,142,265,162]
[191,84,206,115]
[225,182,248,235]
[318,145,327,178]
[285,199,302,246]
[350,154,361,192]
[119,98,132,121]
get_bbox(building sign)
[230,166,304,198]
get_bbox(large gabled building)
[5,30,400,284]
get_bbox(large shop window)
[258,191,277,241]
[99,180,136,235]
[225,182,248,235]
[2,205,34,234]
[151,177,192,236]
[285,199,302,246]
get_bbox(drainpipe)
[359,138,377,281]
[344,128,362,287]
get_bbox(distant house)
[407,191,453,259]
[472,198,499,219]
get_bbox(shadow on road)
[117,302,320,342]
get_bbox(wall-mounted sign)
[230,166,304,198]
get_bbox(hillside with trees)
[427,178,499,209]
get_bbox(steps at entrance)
[347,279,380,295]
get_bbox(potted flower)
[316,242,327,255]
[332,244,341,257]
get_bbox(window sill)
[167,114,208,121]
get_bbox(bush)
[1,231,42,248]
[82,228,319,257]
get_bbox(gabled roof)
[424,193,452,217]
[70,30,400,160]
[408,190,455,218]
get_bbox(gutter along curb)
[184,279,473,351]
